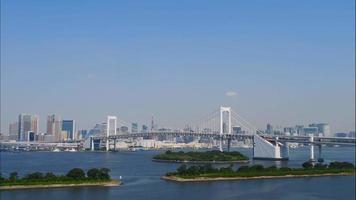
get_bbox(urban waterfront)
[1,147,355,200]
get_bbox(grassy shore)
[163,161,356,182]
[162,172,354,182]
[153,150,249,163]
[0,180,121,190]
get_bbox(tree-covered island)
[163,161,356,182]
[0,168,120,190]
[153,150,249,163]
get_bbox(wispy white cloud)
[225,91,237,97]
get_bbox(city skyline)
[1,0,355,133]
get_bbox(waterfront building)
[142,125,148,133]
[78,130,88,139]
[18,114,39,141]
[295,125,304,136]
[266,123,273,134]
[9,122,18,140]
[46,115,62,142]
[335,132,348,137]
[309,123,331,137]
[132,123,138,133]
[303,127,318,136]
[232,126,242,134]
[120,126,129,133]
[28,131,36,141]
[62,120,76,140]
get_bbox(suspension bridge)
[90,106,356,161]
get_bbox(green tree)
[66,168,85,179]
[25,172,44,180]
[87,168,100,179]
[9,172,18,181]
[177,164,187,175]
[302,161,314,169]
[44,172,57,179]
[0,173,5,182]
[98,168,111,180]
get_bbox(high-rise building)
[62,120,76,140]
[142,125,148,133]
[120,126,129,133]
[266,123,273,134]
[9,122,18,140]
[78,130,88,139]
[303,127,318,136]
[295,125,304,136]
[47,115,62,142]
[18,114,39,141]
[232,126,242,134]
[309,123,331,137]
[132,123,138,133]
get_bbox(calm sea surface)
[1,147,355,200]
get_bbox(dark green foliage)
[66,168,85,179]
[249,165,264,171]
[314,163,327,169]
[171,161,356,179]
[328,162,354,169]
[302,161,314,169]
[266,166,277,171]
[98,168,111,180]
[87,168,101,179]
[154,150,248,162]
[279,167,292,171]
[177,164,188,175]
[44,172,57,180]
[0,173,5,182]
[238,166,250,172]
[24,172,44,180]
[0,168,112,187]
[9,172,18,181]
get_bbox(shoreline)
[162,173,355,182]
[0,180,121,190]
[152,159,249,164]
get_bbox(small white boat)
[52,148,61,152]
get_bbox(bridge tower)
[219,107,232,152]
[106,116,117,151]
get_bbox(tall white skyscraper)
[18,114,39,141]
[47,115,62,142]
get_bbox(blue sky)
[1,0,355,133]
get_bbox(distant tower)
[151,116,154,132]
[106,116,117,137]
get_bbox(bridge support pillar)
[219,139,223,152]
[309,135,315,162]
[317,144,323,162]
[227,137,231,152]
[106,138,109,152]
[253,135,289,160]
[90,137,94,151]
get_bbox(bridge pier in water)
[309,135,315,162]
[253,134,289,160]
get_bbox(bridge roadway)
[92,131,356,146]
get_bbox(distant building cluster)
[264,123,353,138]
[6,113,76,142]
[2,113,355,143]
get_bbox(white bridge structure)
[90,106,356,161]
